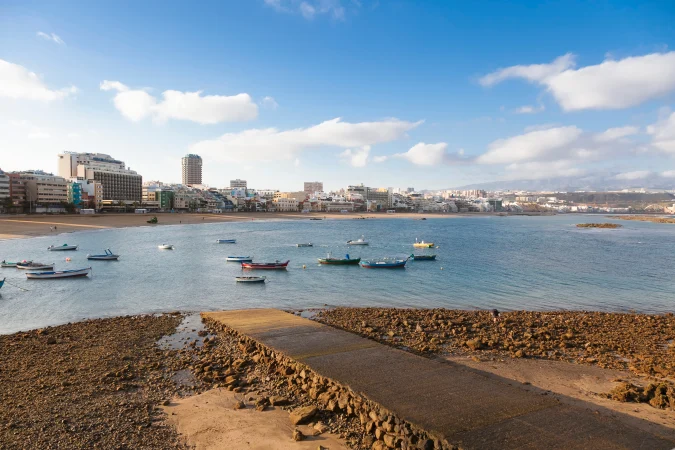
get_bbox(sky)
[1,0,675,191]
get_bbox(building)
[273,197,299,212]
[0,170,9,201]
[230,179,247,189]
[181,154,202,185]
[19,171,68,205]
[273,191,307,202]
[67,181,83,207]
[8,173,26,206]
[346,185,392,209]
[304,181,323,195]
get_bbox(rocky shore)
[576,222,622,228]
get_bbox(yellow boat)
[413,240,435,248]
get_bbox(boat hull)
[216,239,236,244]
[0,278,4,289]
[26,268,91,279]
[296,244,313,247]
[236,276,266,283]
[87,255,120,260]
[158,245,174,250]
[16,264,54,270]
[360,260,407,268]
[318,258,361,265]
[48,245,78,251]
[413,243,434,248]
[241,260,289,270]
[227,256,253,262]
[1,260,32,268]
[412,255,437,260]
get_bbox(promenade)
[204,309,674,450]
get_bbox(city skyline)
[2,1,675,191]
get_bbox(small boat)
[413,239,435,248]
[1,260,32,268]
[16,262,54,270]
[411,254,437,261]
[216,239,236,244]
[26,267,91,279]
[241,260,290,270]
[48,244,78,251]
[360,258,407,269]
[87,249,120,260]
[318,253,361,265]
[158,244,174,250]
[347,235,369,245]
[309,218,322,220]
[235,276,266,283]
[227,256,253,262]
[0,278,4,289]
[296,243,313,247]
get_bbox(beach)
[2,308,673,449]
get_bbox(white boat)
[48,244,78,251]
[235,276,266,283]
[1,260,32,268]
[158,244,174,250]
[227,256,253,262]
[347,235,369,245]
[16,262,54,270]
[87,249,120,260]
[26,267,91,279]
[296,243,313,247]
[216,239,236,244]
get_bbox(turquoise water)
[0,215,673,334]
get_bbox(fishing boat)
[241,260,290,270]
[296,243,313,247]
[347,235,369,245]
[216,239,236,244]
[48,244,78,251]
[26,267,91,279]
[235,276,266,283]
[413,239,435,248]
[87,249,120,260]
[1,260,32,268]
[226,256,253,262]
[16,262,54,270]
[158,244,174,250]
[411,254,437,261]
[318,253,361,265]
[360,258,408,269]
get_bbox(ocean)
[0,215,673,334]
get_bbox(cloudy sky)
[1,0,675,190]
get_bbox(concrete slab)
[203,309,675,450]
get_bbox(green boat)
[318,253,361,265]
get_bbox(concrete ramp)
[204,309,674,450]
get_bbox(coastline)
[2,308,674,448]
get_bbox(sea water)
[0,215,673,334]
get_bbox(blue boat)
[216,239,236,244]
[0,278,5,289]
[227,256,253,262]
[360,258,408,269]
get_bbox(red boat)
[241,260,290,270]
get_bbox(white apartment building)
[181,154,202,185]
[273,197,298,212]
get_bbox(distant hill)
[449,174,675,192]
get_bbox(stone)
[372,441,388,450]
[162,399,171,406]
[383,433,398,448]
[362,435,376,447]
[465,339,482,350]
[47,337,57,345]
[289,405,317,425]
[292,428,305,441]
[233,401,245,410]
[269,395,289,406]
[314,421,329,434]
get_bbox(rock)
[383,433,398,448]
[313,421,329,434]
[269,395,289,406]
[372,441,388,450]
[465,339,481,350]
[47,337,57,345]
[362,435,375,447]
[289,405,317,425]
[233,401,245,410]
[162,399,171,406]
[515,349,525,358]
[292,428,305,441]
[255,404,267,412]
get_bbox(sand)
[163,389,349,450]
[0,211,456,240]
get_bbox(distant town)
[1,152,674,215]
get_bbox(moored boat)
[241,260,290,270]
[413,239,434,248]
[216,239,236,244]
[26,267,91,279]
[296,243,313,247]
[235,276,266,283]
[158,244,174,250]
[227,256,253,262]
[360,258,407,268]
[87,249,120,260]
[16,262,54,270]
[0,278,4,289]
[411,254,437,261]
[48,244,78,251]
[1,260,32,268]
[318,253,361,265]
[347,235,369,245]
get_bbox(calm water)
[0,215,673,334]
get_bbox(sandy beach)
[0,211,457,240]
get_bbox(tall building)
[181,154,202,185]
[8,173,26,205]
[0,169,9,200]
[19,171,68,205]
[57,152,142,203]
[230,179,247,189]
[304,181,323,195]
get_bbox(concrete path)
[203,309,675,450]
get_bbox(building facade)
[0,170,9,201]
[272,197,298,212]
[67,181,83,207]
[303,181,323,195]
[273,191,307,202]
[181,154,202,185]
[230,179,247,189]
[8,173,26,206]
[20,171,68,205]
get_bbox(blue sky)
[1,0,675,190]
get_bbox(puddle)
[157,313,207,350]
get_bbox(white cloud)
[647,111,675,153]
[37,32,65,45]
[593,126,640,143]
[504,160,587,180]
[661,170,675,178]
[261,96,279,109]
[67,132,81,138]
[300,2,316,18]
[614,170,651,180]
[265,0,346,20]
[9,119,51,140]
[0,59,77,101]
[373,155,388,163]
[340,145,370,167]
[190,117,421,162]
[481,52,675,111]
[100,80,258,124]
[395,142,448,166]
[514,104,545,114]
[477,126,583,165]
